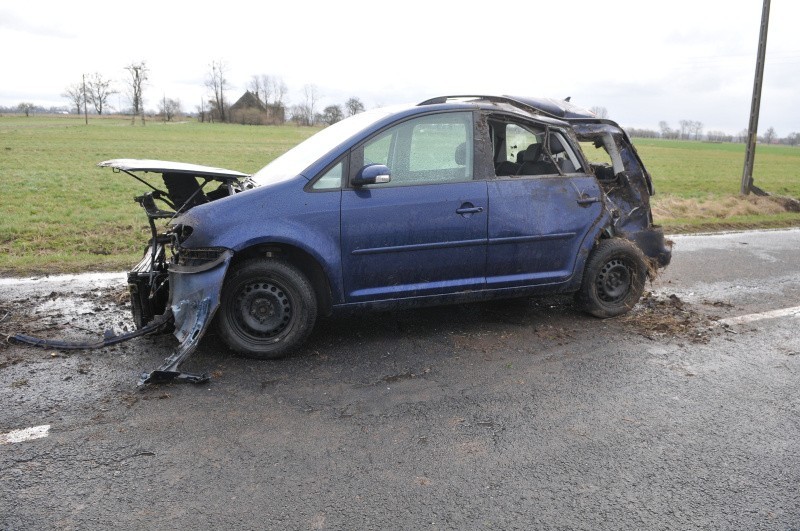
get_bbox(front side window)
[311,161,343,190]
[351,112,474,187]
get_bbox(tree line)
[6,59,367,127]
[57,61,171,124]
[626,120,798,146]
[6,70,799,143]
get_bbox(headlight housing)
[172,246,230,268]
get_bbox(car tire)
[216,259,317,359]
[578,238,647,318]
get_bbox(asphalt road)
[1,229,799,530]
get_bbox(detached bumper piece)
[137,299,213,386]
[11,313,171,350]
[11,250,232,387]
[140,249,233,386]
[10,311,210,386]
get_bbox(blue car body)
[102,95,671,384]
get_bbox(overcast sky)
[1,0,798,135]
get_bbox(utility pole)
[740,0,770,196]
[82,74,88,125]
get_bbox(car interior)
[490,119,581,177]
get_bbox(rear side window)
[579,140,614,166]
[489,117,583,177]
[505,123,542,164]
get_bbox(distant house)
[229,91,285,125]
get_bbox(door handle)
[456,206,484,215]
[577,197,600,206]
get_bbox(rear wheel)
[216,259,317,359]
[578,238,647,318]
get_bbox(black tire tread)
[215,259,317,359]
[578,238,647,318]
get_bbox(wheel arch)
[569,215,616,293]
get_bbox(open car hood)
[98,158,255,224]
[97,159,250,180]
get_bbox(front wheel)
[216,259,317,359]
[577,238,647,318]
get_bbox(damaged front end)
[14,160,250,386]
[110,160,252,385]
[138,246,233,385]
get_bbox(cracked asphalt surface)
[1,229,799,530]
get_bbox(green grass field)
[637,138,800,197]
[1,114,798,275]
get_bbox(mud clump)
[621,292,719,344]
[0,285,132,356]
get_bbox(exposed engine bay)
[13,160,252,385]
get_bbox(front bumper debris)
[139,250,232,385]
[11,311,172,351]
[11,250,233,387]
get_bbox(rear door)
[484,116,604,288]
[341,111,488,302]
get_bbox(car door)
[485,117,604,288]
[341,111,488,303]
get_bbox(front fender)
[170,250,232,349]
[138,250,232,385]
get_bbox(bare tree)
[271,77,288,107]
[678,120,692,140]
[761,126,777,144]
[159,97,182,122]
[248,74,277,107]
[86,73,117,115]
[692,121,704,140]
[302,84,320,126]
[589,106,608,119]
[248,75,264,105]
[658,121,677,139]
[707,130,732,143]
[290,104,312,126]
[260,75,274,105]
[735,128,749,143]
[124,61,149,125]
[787,132,799,147]
[206,60,230,122]
[627,127,659,139]
[345,97,365,117]
[196,100,207,123]
[62,83,84,114]
[17,102,35,117]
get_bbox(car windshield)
[251,105,408,187]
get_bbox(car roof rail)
[418,95,596,121]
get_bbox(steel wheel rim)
[596,259,631,303]
[233,281,293,339]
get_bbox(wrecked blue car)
[33,96,672,384]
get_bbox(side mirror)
[352,164,391,186]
